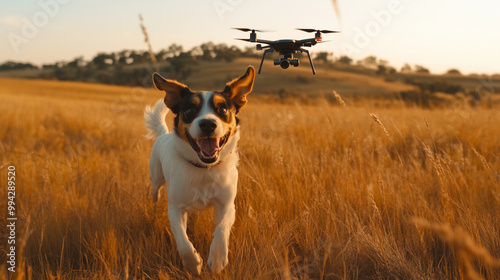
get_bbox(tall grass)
[0,78,499,279]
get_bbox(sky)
[1,0,499,75]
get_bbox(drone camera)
[256,44,262,51]
[274,59,290,69]
[280,60,290,69]
[273,58,299,69]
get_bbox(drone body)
[234,28,340,75]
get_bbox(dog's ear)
[224,66,255,110]
[152,73,188,112]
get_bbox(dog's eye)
[185,107,197,116]
[218,107,227,115]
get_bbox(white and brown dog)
[144,66,255,274]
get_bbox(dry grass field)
[1,77,499,279]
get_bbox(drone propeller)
[232,28,272,32]
[296,28,341,33]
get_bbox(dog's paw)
[181,250,203,275]
[208,239,229,273]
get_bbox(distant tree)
[213,44,241,62]
[155,49,168,62]
[199,42,215,61]
[111,52,120,64]
[168,51,196,80]
[42,64,56,70]
[55,62,65,68]
[415,65,430,74]
[376,65,387,76]
[0,61,37,71]
[67,56,85,68]
[67,60,77,68]
[133,51,151,64]
[375,59,396,76]
[242,46,259,58]
[118,50,133,64]
[446,68,461,75]
[167,44,183,57]
[378,59,389,67]
[359,55,377,69]
[400,63,412,73]
[188,46,203,58]
[315,52,333,63]
[92,53,114,69]
[338,55,353,65]
[53,67,70,80]
[128,51,145,64]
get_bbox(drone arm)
[258,47,274,74]
[300,48,316,75]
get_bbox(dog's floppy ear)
[224,66,255,110]
[152,73,188,112]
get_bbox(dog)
[144,66,255,274]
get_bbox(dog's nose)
[199,119,217,134]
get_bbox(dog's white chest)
[166,164,237,212]
[183,183,220,210]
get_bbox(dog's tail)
[144,99,169,139]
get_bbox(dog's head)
[152,66,255,165]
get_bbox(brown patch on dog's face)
[175,92,203,143]
[211,93,237,126]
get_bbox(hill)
[0,57,413,95]
[3,54,500,108]
[170,58,415,96]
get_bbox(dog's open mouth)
[186,130,231,164]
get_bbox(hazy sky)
[1,0,499,74]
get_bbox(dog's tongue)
[199,138,219,156]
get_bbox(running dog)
[144,66,255,274]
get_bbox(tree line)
[1,42,473,87]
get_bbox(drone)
[234,28,340,75]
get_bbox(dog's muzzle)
[185,129,231,164]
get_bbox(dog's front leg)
[208,201,236,273]
[168,206,203,275]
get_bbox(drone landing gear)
[257,47,316,75]
[300,48,316,75]
[258,47,274,74]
